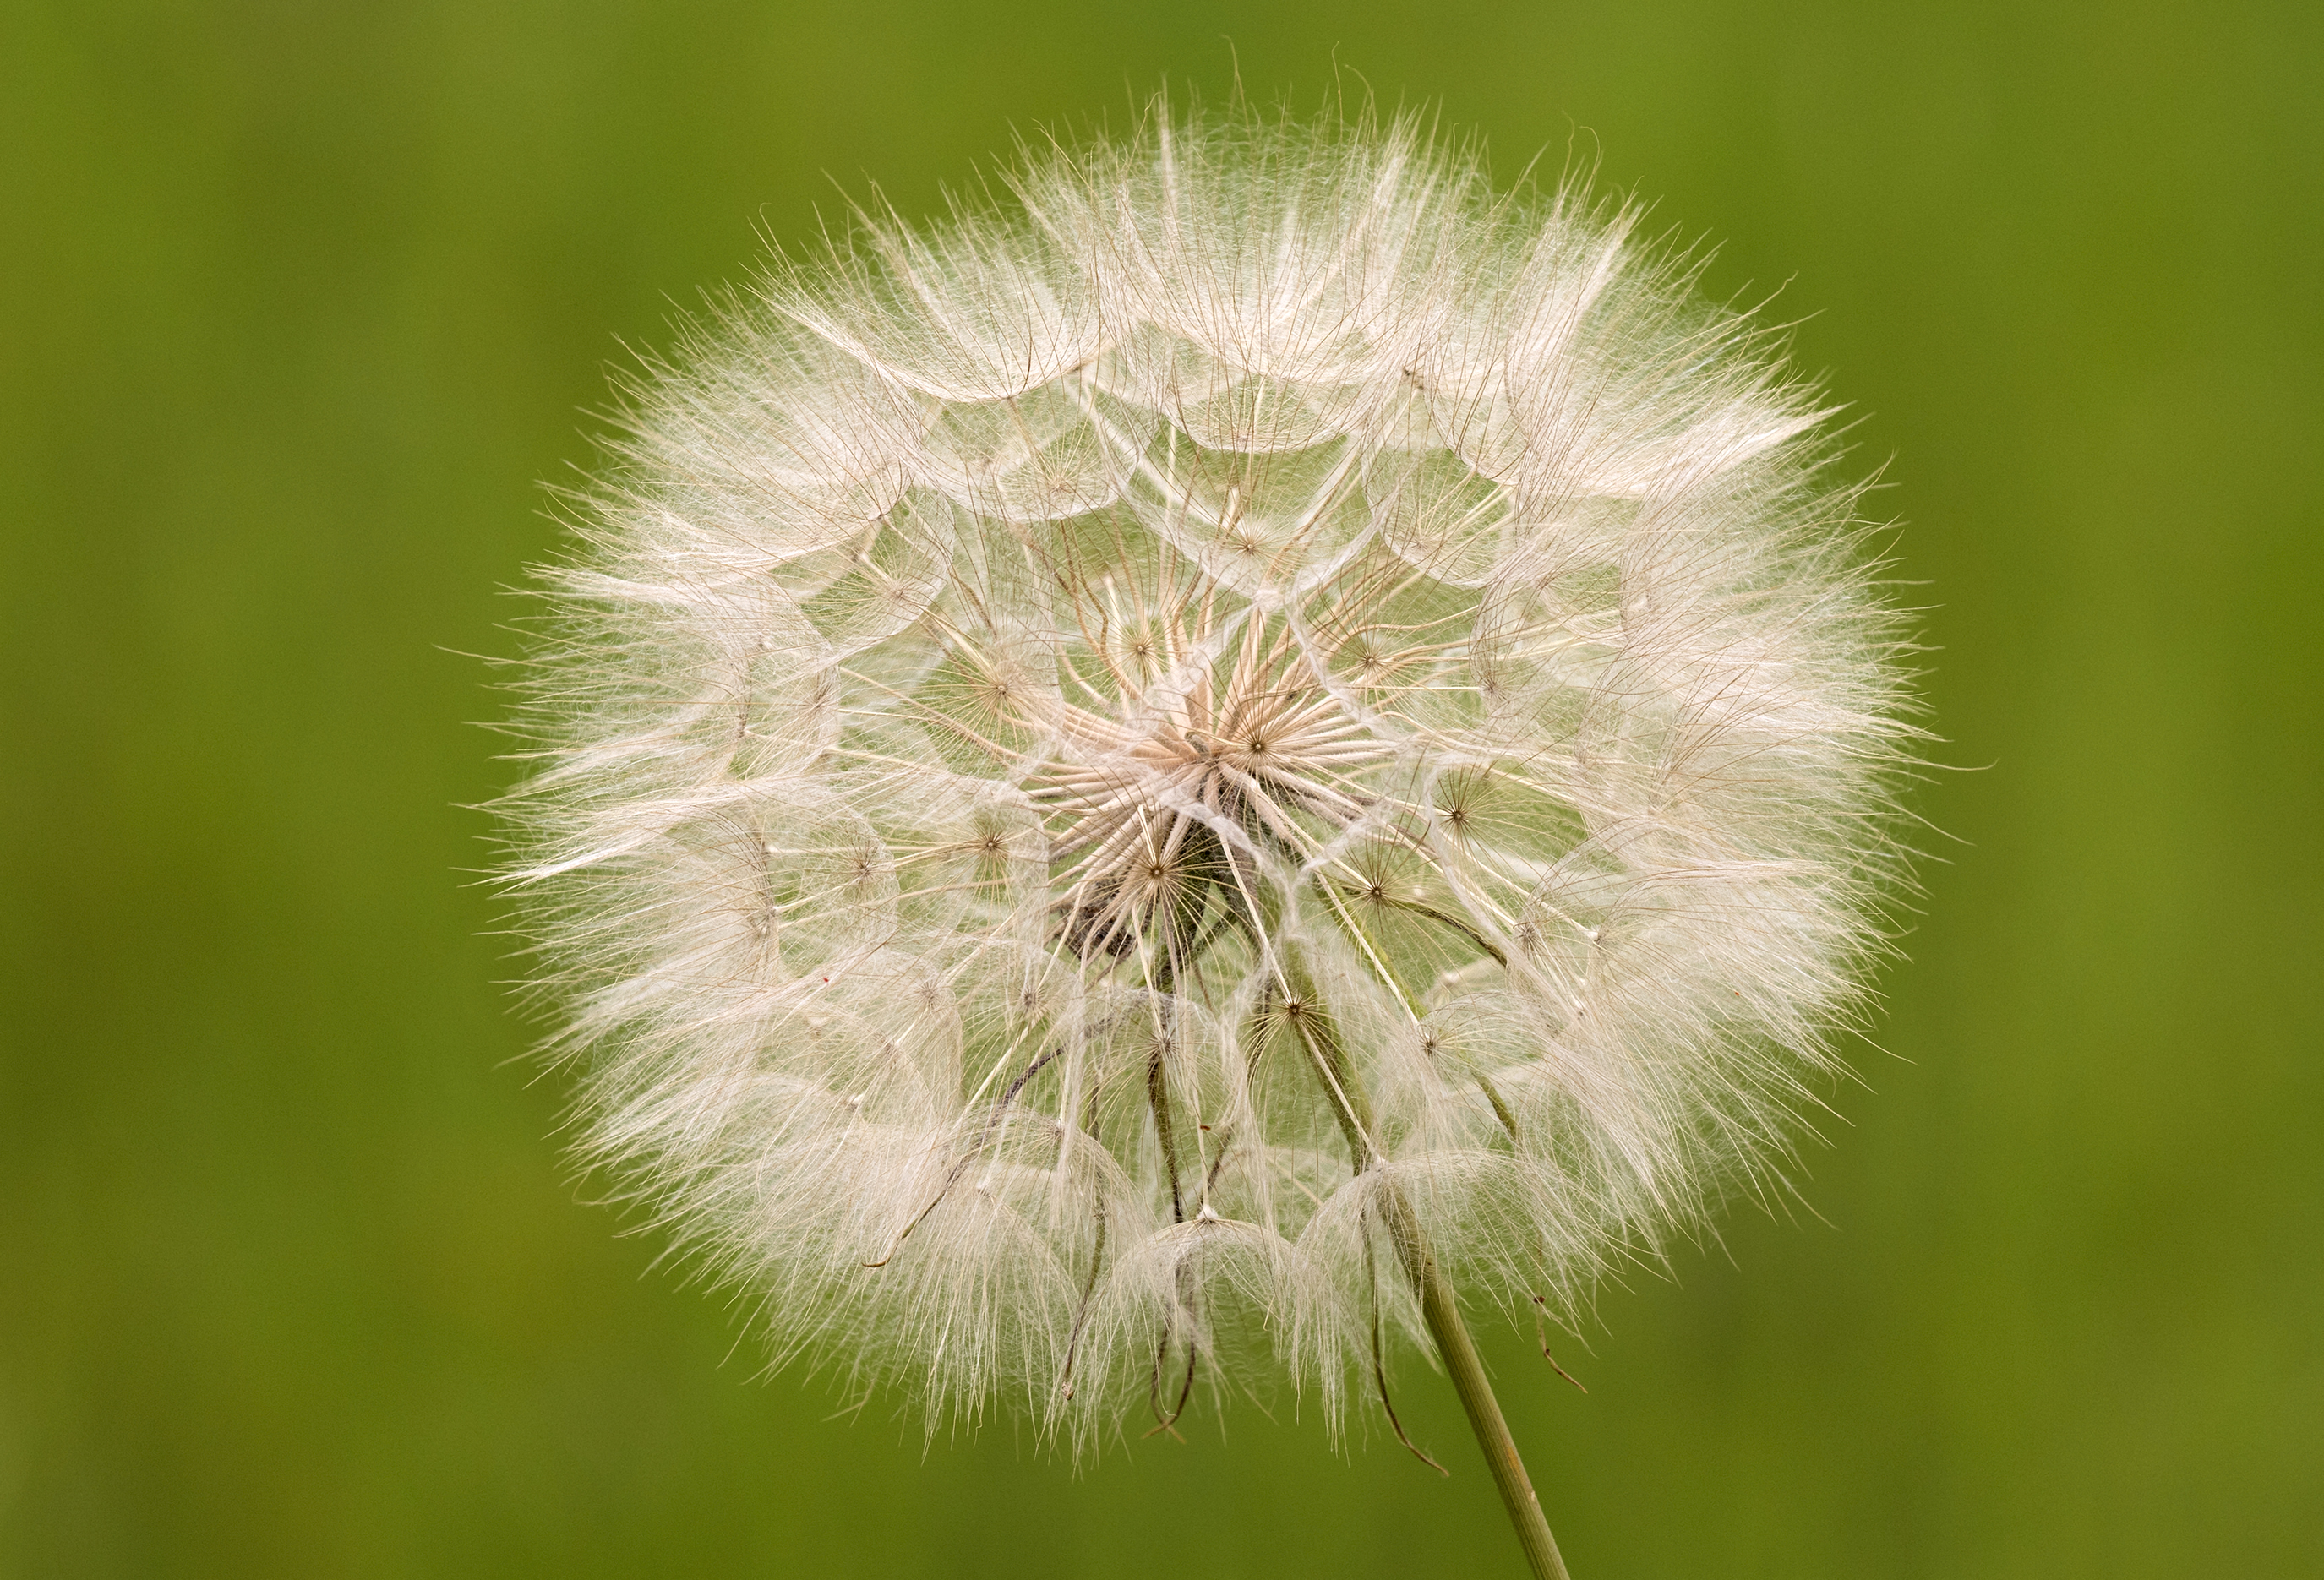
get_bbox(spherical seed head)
[505,101,1918,1447]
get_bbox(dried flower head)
[504,103,1914,1459]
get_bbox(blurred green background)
[4,2,2317,1576]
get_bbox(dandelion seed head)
[504,99,1918,1449]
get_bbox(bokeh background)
[5,3,2318,1576]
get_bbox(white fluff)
[502,103,1916,1450]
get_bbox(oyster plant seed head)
[502,98,1917,1452]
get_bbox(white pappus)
[500,101,1918,1463]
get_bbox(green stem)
[1281,991,1573,1580]
[1396,1204,1572,1580]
